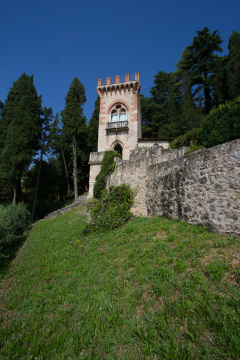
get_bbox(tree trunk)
[61,147,70,199]
[12,184,17,204]
[72,135,78,201]
[12,179,22,204]
[204,72,211,113]
[31,155,43,221]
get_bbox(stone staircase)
[37,195,87,222]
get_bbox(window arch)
[110,103,127,122]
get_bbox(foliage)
[0,203,30,251]
[61,77,86,138]
[185,140,203,154]
[84,184,135,234]
[170,128,202,149]
[142,28,239,140]
[200,97,240,147]
[178,94,203,133]
[93,150,121,199]
[88,96,100,152]
[141,72,182,138]
[213,55,229,106]
[61,77,87,200]
[0,73,42,203]
[0,205,239,359]
[177,27,223,114]
[31,106,54,220]
[49,113,72,199]
[227,31,240,100]
[23,159,62,218]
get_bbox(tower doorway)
[114,143,123,158]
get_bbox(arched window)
[111,110,118,122]
[119,109,127,121]
[110,104,127,122]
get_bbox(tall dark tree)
[0,73,42,203]
[178,94,203,133]
[177,27,223,113]
[88,96,100,152]
[227,31,240,100]
[61,77,86,200]
[0,100,3,117]
[49,113,71,199]
[31,107,53,220]
[23,158,61,218]
[141,71,181,137]
[212,56,229,105]
[141,95,159,137]
[0,100,5,154]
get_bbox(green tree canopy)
[61,77,87,200]
[227,31,240,100]
[141,72,182,138]
[177,27,223,113]
[0,73,42,203]
[88,96,100,152]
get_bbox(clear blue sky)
[1,0,240,122]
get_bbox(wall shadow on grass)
[0,235,27,282]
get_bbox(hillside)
[0,201,239,359]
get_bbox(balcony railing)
[106,121,128,130]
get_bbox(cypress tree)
[227,31,240,100]
[0,73,42,203]
[61,77,86,201]
[88,96,100,152]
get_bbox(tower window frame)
[110,104,127,122]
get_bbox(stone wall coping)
[138,137,176,141]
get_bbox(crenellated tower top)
[96,72,140,97]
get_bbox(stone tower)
[88,72,142,198]
[96,72,142,159]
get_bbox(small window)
[152,143,159,148]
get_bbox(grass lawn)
[0,201,239,359]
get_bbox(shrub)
[170,128,202,149]
[83,184,135,234]
[93,150,121,199]
[200,97,240,148]
[0,203,30,251]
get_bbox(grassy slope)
[0,202,239,359]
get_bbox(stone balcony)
[106,121,128,132]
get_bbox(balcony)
[106,121,128,132]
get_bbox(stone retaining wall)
[108,139,240,234]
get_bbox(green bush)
[200,97,240,148]
[170,128,202,149]
[0,203,30,251]
[93,150,121,199]
[83,184,135,234]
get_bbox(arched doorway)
[114,143,123,158]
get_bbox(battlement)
[97,72,140,87]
